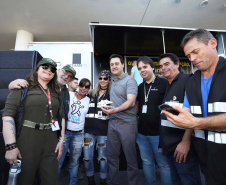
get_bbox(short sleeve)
[2,89,22,118]
[127,77,138,96]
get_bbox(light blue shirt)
[183,73,213,140]
[183,73,213,117]
[131,66,143,85]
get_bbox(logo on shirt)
[173,96,177,101]
[68,101,84,123]
[71,101,84,117]
[151,87,158,91]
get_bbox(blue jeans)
[136,133,172,185]
[58,130,84,185]
[83,133,107,179]
[167,151,202,185]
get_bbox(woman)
[84,70,111,185]
[2,58,65,185]
[58,78,91,185]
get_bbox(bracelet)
[5,143,17,151]
[58,139,65,143]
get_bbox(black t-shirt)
[85,91,110,136]
[137,76,168,136]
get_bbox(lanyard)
[144,77,155,104]
[97,90,107,103]
[38,83,55,126]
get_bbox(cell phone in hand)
[158,103,179,115]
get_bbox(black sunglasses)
[41,64,56,74]
[99,77,109,81]
[79,84,90,89]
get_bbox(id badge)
[98,111,102,118]
[142,105,147,113]
[51,121,60,131]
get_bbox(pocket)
[25,91,43,107]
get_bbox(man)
[130,60,143,85]
[68,77,79,92]
[159,53,201,185]
[163,29,226,185]
[136,56,171,185]
[101,54,138,185]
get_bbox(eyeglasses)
[41,64,56,73]
[99,77,109,81]
[61,69,73,79]
[79,84,90,89]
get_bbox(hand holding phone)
[158,103,179,115]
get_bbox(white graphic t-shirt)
[67,91,90,131]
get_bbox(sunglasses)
[99,77,109,81]
[41,64,56,73]
[79,84,90,89]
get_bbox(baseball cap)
[62,65,76,77]
[37,58,57,68]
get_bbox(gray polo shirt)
[110,73,138,123]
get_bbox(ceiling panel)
[0,0,225,50]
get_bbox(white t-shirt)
[67,91,90,131]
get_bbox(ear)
[209,38,217,49]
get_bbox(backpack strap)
[15,87,29,137]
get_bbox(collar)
[145,76,156,85]
[212,56,224,73]
[113,73,128,81]
[171,72,182,83]
[61,85,67,91]
[194,56,225,80]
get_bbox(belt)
[23,120,52,130]
[66,129,83,133]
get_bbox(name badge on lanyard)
[142,105,147,113]
[98,111,102,118]
[51,121,60,131]
[143,77,155,114]
[38,82,60,131]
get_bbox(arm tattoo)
[6,120,16,137]
[10,127,16,137]
[6,120,15,126]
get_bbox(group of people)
[2,28,226,185]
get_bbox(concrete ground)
[59,168,206,185]
[59,169,155,185]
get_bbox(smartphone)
[158,103,179,115]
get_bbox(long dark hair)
[25,65,60,95]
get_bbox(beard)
[57,76,67,86]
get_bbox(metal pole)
[221,33,225,57]
[91,25,95,88]
[161,29,166,54]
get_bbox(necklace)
[100,87,107,90]
[100,87,107,93]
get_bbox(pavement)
[59,168,159,185]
